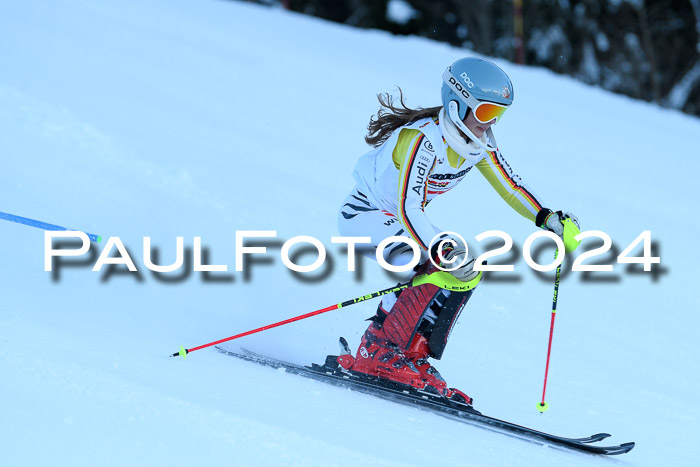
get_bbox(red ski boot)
[337,257,475,405]
[403,332,473,405]
[337,321,473,405]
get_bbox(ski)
[215,346,635,456]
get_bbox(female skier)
[336,57,580,405]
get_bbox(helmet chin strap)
[447,100,498,152]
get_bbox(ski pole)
[536,218,580,413]
[537,254,562,413]
[0,211,102,242]
[170,269,483,359]
[170,281,413,359]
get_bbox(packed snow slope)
[1,0,698,465]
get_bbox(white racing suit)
[338,107,546,269]
[337,108,550,365]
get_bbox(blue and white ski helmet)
[441,57,514,121]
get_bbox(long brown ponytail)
[365,88,442,147]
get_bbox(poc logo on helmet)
[459,72,475,88]
[448,76,471,100]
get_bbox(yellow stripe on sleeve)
[476,154,541,221]
[395,129,429,250]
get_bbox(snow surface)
[1,0,698,465]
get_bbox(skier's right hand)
[439,246,479,282]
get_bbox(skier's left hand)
[536,209,581,252]
[536,209,580,236]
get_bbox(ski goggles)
[442,68,509,124]
[471,100,508,124]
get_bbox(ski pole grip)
[412,270,482,291]
[562,218,580,253]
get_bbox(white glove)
[536,209,580,237]
[439,246,478,282]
